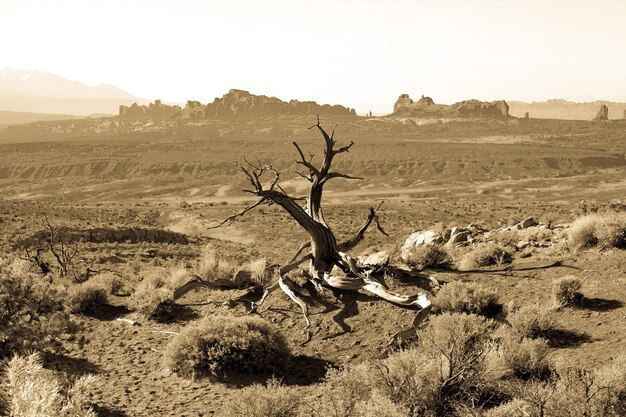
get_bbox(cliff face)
[119,90,356,120]
[392,94,509,118]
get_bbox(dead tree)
[175,117,434,344]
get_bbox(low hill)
[0,110,83,126]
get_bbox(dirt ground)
[1,116,624,416]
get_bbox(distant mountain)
[0,110,83,127]
[0,68,142,115]
[509,99,626,120]
[0,68,136,99]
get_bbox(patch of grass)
[401,244,452,270]
[552,276,583,308]
[6,352,97,417]
[196,246,235,282]
[66,283,109,315]
[434,281,500,317]
[459,243,513,270]
[568,212,626,250]
[164,315,289,381]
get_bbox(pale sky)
[1,0,625,113]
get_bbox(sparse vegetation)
[501,334,553,380]
[568,212,626,250]
[0,258,73,357]
[221,379,301,417]
[552,275,583,308]
[6,352,97,417]
[66,282,109,315]
[132,266,188,320]
[434,280,500,317]
[508,304,557,339]
[195,246,235,283]
[459,243,513,270]
[401,243,452,269]
[164,315,289,381]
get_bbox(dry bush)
[349,391,407,417]
[420,313,497,414]
[196,246,235,282]
[0,258,73,357]
[568,212,626,250]
[368,347,440,416]
[164,315,289,381]
[90,272,125,295]
[401,244,452,270]
[434,281,500,317]
[221,379,301,417]
[501,334,553,380]
[246,257,272,287]
[483,398,535,417]
[6,352,97,417]
[552,275,582,308]
[132,266,188,320]
[546,357,626,417]
[459,243,513,270]
[66,282,109,315]
[508,304,557,339]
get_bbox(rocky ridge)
[393,94,510,118]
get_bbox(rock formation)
[119,90,357,121]
[203,89,357,118]
[119,100,181,121]
[392,94,509,118]
[594,104,609,121]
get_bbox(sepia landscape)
[1,1,625,416]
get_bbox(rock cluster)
[392,94,509,118]
[119,100,181,121]
[118,90,357,121]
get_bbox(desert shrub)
[349,391,407,417]
[434,281,500,317]
[368,347,440,416]
[508,304,557,339]
[246,257,272,287]
[420,313,497,414]
[459,243,513,270]
[6,352,97,417]
[401,244,452,270]
[546,357,626,417]
[91,272,125,295]
[66,282,108,315]
[552,275,582,308]
[195,246,235,282]
[0,258,73,357]
[568,212,626,250]
[132,266,188,320]
[164,315,289,381]
[221,379,300,417]
[306,363,380,417]
[483,399,535,417]
[501,335,553,380]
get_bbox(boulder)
[402,230,443,251]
